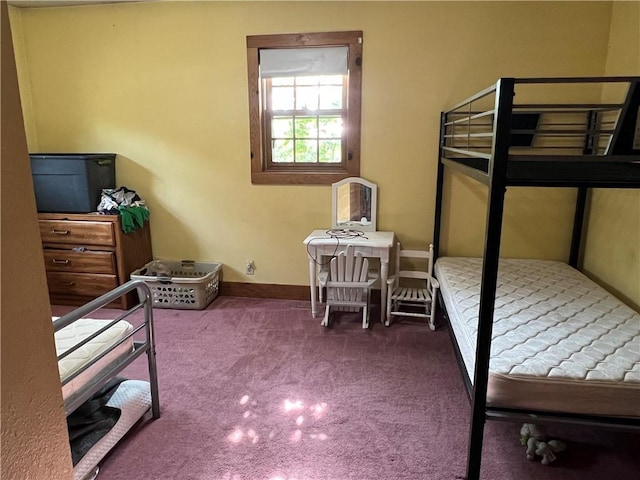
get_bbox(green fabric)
[118,206,149,233]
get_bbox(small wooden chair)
[318,256,378,304]
[386,243,439,329]
[322,245,377,329]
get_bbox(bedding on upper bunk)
[54,317,134,402]
[434,257,640,417]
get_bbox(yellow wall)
[1,3,73,479]
[9,1,616,287]
[1,1,635,476]
[582,0,640,309]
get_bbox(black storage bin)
[30,153,116,213]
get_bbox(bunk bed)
[432,77,640,480]
[54,280,160,480]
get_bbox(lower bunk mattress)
[434,257,640,417]
[54,317,134,403]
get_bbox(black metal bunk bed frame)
[432,76,640,480]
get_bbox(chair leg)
[322,305,330,327]
[428,290,437,331]
[367,287,373,328]
[362,304,369,329]
[385,289,393,327]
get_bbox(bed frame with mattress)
[54,280,160,479]
[432,77,640,479]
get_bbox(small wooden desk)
[303,230,395,324]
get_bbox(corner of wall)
[582,1,640,310]
[1,3,72,478]
[8,4,40,151]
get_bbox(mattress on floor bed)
[55,318,134,402]
[73,379,151,480]
[434,257,640,416]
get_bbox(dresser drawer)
[43,249,116,274]
[46,272,118,297]
[38,213,153,309]
[39,220,115,246]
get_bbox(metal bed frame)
[54,279,160,419]
[432,76,640,480]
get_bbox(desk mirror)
[331,177,377,232]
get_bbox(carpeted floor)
[55,297,640,479]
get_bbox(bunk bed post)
[433,112,447,259]
[610,80,640,155]
[569,109,596,268]
[140,282,161,419]
[569,187,588,268]
[465,78,515,480]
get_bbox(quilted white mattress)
[73,380,151,480]
[55,318,134,403]
[434,257,640,416]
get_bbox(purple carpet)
[54,297,639,479]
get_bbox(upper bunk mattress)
[55,318,134,403]
[434,257,640,417]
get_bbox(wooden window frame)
[247,31,363,185]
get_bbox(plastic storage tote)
[30,153,116,213]
[131,260,221,310]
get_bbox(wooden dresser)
[38,213,152,309]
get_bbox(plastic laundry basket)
[131,260,221,310]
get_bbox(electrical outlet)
[245,260,255,275]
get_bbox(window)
[247,31,363,185]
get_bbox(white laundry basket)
[131,260,221,309]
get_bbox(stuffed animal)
[520,423,545,446]
[519,423,566,465]
[529,439,567,465]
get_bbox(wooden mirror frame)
[331,177,377,232]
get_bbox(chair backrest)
[324,245,373,327]
[330,244,369,284]
[392,242,435,290]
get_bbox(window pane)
[294,117,318,138]
[296,86,319,110]
[272,77,294,86]
[272,139,294,163]
[319,75,343,85]
[296,76,319,86]
[272,87,294,110]
[272,117,293,138]
[295,140,317,163]
[319,140,342,163]
[318,116,342,138]
[319,86,343,109]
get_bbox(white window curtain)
[259,46,348,78]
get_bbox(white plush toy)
[530,439,567,465]
[520,423,567,465]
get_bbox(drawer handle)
[60,281,75,286]
[52,259,70,264]
[51,229,70,235]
